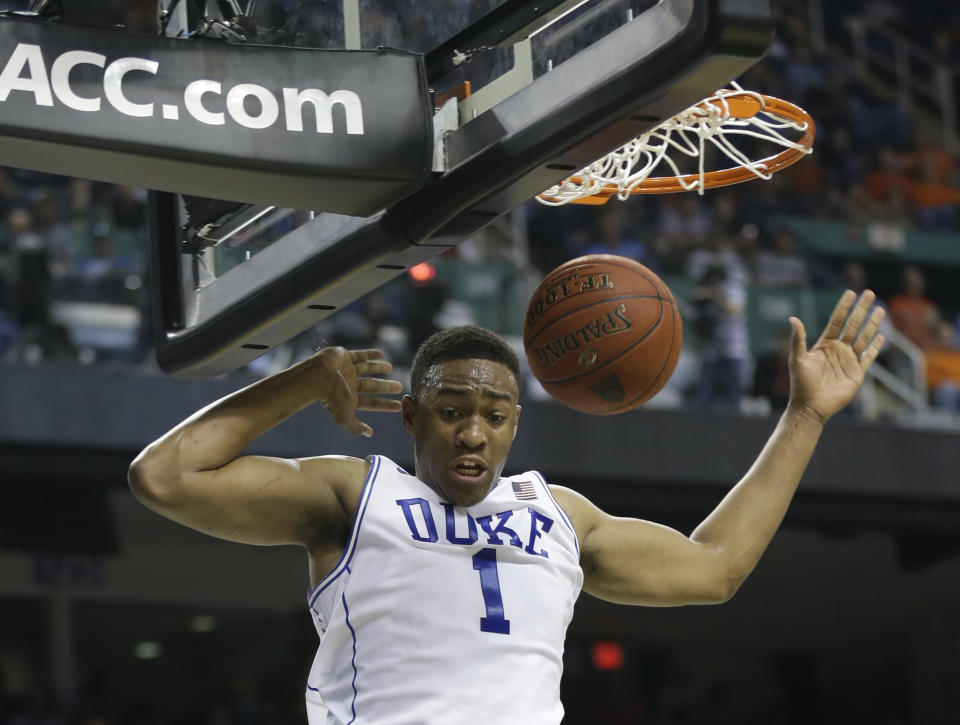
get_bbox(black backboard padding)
[152,205,429,375]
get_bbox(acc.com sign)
[0,43,364,134]
[0,17,431,213]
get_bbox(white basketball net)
[537,83,813,205]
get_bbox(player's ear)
[401,395,417,434]
[512,405,522,440]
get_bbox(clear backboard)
[151,0,774,376]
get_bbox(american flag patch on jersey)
[512,480,538,500]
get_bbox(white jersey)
[305,455,583,725]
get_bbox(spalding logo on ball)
[523,254,682,415]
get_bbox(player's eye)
[440,408,460,419]
[488,413,506,424]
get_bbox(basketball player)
[129,290,884,725]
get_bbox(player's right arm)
[127,348,402,549]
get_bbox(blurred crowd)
[0,172,151,366]
[837,0,960,68]
[1,1,960,422]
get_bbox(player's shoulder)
[544,483,603,537]
[546,483,590,510]
[297,455,370,503]
[299,453,410,496]
[298,454,369,477]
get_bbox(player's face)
[402,359,521,507]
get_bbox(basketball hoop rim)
[539,90,816,201]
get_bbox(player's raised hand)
[787,290,885,425]
[313,347,403,437]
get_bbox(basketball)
[523,255,682,415]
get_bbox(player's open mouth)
[451,459,487,483]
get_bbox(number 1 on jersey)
[471,548,511,635]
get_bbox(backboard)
[150,0,774,376]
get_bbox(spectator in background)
[932,27,960,67]
[819,126,865,189]
[778,145,825,211]
[805,73,856,145]
[862,132,960,231]
[0,310,14,357]
[860,0,904,29]
[526,201,594,274]
[843,260,872,299]
[752,326,792,411]
[843,183,887,225]
[925,320,960,411]
[688,263,749,410]
[710,191,747,237]
[905,158,960,232]
[28,187,74,278]
[864,147,912,207]
[686,234,750,286]
[67,179,99,227]
[0,167,20,220]
[887,265,940,350]
[75,222,139,301]
[656,195,713,246]
[842,80,913,151]
[901,129,960,231]
[872,185,915,228]
[110,185,148,232]
[839,260,892,417]
[7,207,48,329]
[900,128,959,188]
[753,229,810,287]
[781,41,826,105]
[582,203,656,269]
[3,207,76,364]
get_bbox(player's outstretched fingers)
[356,377,403,394]
[356,376,403,413]
[840,290,876,344]
[357,395,404,412]
[355,359,394,376]
[788,316,807,362]
[818,290,857,343]
[853,306,885,355]
[328,370,372,437]
[859,333,885,372]
[350,349,385,363]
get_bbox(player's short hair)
[410,326,521,400]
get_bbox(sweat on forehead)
[418,359,519,400]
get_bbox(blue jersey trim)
[308,455,381,610]
[531,470,580,556]
[342,591,360,725]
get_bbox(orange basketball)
[523,254,682,415]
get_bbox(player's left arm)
[553,290,885,606]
